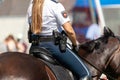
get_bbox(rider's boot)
[79,76,93,80]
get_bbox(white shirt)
[27,0,70,35]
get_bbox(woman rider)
[27,0,92,80]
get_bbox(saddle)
[29,46,58,64]
[29,46,76,80]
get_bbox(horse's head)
[78,27,120,79]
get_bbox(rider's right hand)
[72,44,79,53]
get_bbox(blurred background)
[0,0,120,53]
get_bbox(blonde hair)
[31,0,44,34]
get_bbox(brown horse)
[0,27,120,80]
[78,27,120,80]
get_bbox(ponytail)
[31,0,44,34]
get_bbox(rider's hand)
[72,44,79,53]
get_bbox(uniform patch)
[62,11,68,18]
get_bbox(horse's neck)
[78,37,120,73]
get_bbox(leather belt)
[39,36,54,42]
[31,34,54,43]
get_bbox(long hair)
[31,0,44,34]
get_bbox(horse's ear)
[104,27,109,36]
[104,26,115,37]
[106,27,115,37]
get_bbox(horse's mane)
[79,36,106,53]
[79,27,119,53]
